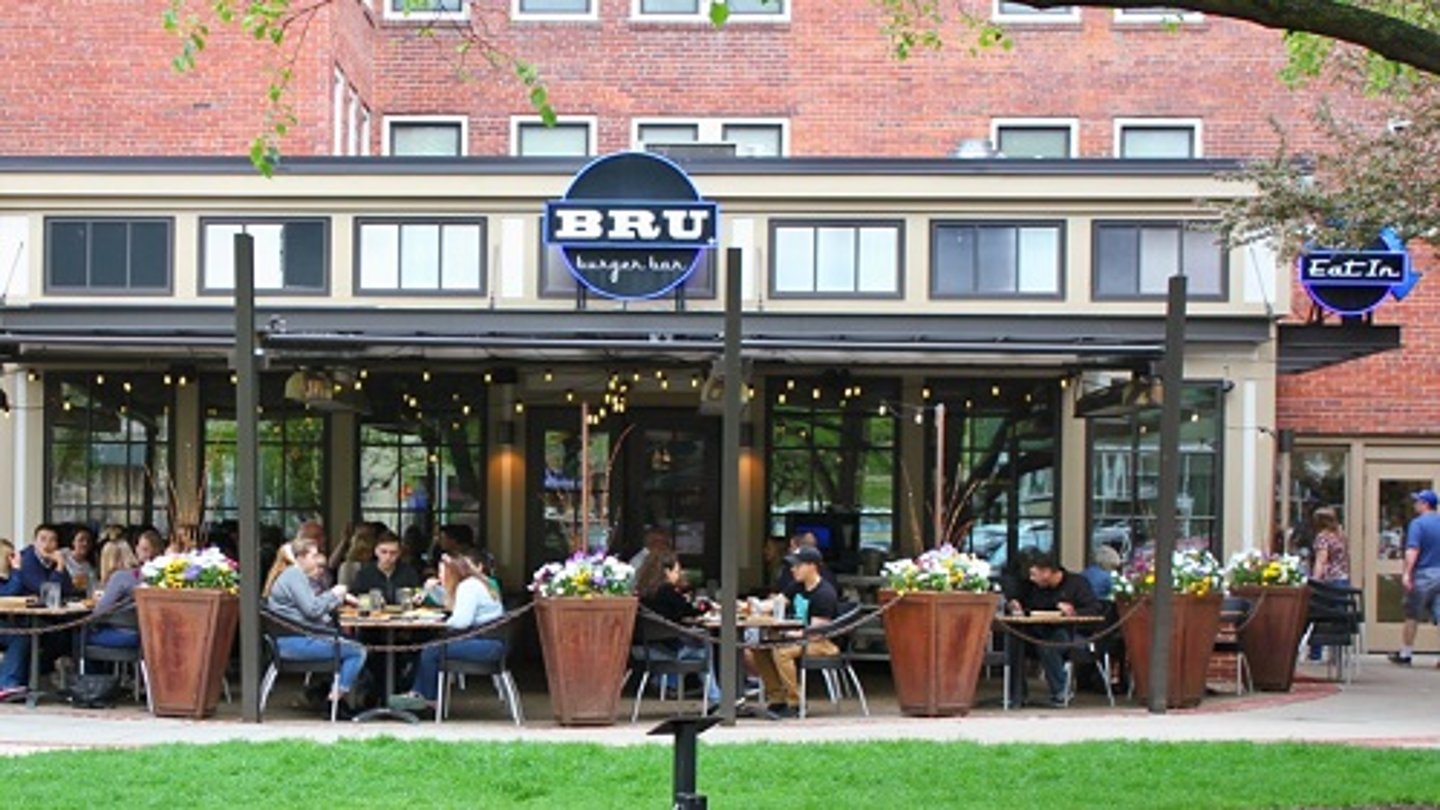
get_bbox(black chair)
[77,603,151,710]
[259,608,346,722]
[1302,580,1364,683]
[435,618,524,725]
[797,605,870,719]
[1212,596,1254,695]
[629,612,714,723]
[982,630,1012,710]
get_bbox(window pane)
[857,228,898,293]
[1138,227,1180,294]
[204,224,242,289]
[1095,226,1139,297]
[1000,1,1073,12]
[773,227,814,293]
[518,123,589,156]
[1017,226,1060,293]
[48,221,87,288]
[400,224,442,290]
[1121,126,1194,158]
[998,127,1070,158]
[391,123,462,156]
[441,223,483,290]
[1182,228,1223,296]
[89,222,127,287]
[130,222,170,289]
[519,0,589,10]
[638,124,699,145]
[815,227,857,292]
[976,227,1017,293]
[641,0,698,11]
[730,0,785,12]
[933,226,976,296]
[722,124,783,156]
[283,221,326,290]
[393,0,463,9]
[359,223,400,289]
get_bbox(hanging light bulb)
[483,371,494,385]
[422,369,432,383]
[631,371,641,383]
[178,375,189,387]
[746,384,756,401]
[786,379,795,391]
[690,373,701,389]
[354,379,364,391]
[660,378,670,390]
[812,386,822,401]
[62,400,72,412]
[654,369,665,380]
[514,401,526,414]
[462,404,472,416]
[359,368,369,380]
[95,374,105,385]
[991,385,1000,397]
[777,392,788,405]
[163,373,173,386]
[878,403,888,416]
[229,372,238,386]
[123,381,133,393]
[565,389,576,403]
[27,370,39,383]
[913,411,923,425]
[854,384,863,397]
[921,386,932,400]
[965,399,973,410]
[1058,377,1068,390]
[544,368,554,383]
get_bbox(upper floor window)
[993,119,1077,158]
[45,217,171,293]
[993,1,1079,22]
[513,0,595,19]
[512,117,596,156]
[1093,221,1225,299]
[384,116,467,156]
[633,0,788,21]
[1114,6,1203,23]
[540,218,717,299]
[1115,119,1201,158]
[358,218,485,294]
[771,221,902,297]
[634,118,787,156]
[202,218,329,293]
[931,221,1063,298]
[386,0,467,20]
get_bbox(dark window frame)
[929,219,1067,300]
[43,217,174,295]
[768,218,907,300]
[353,216,488,296]
[1090,219,1228,302]
[198,216,332,296]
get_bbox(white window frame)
[990,117,1080,158]
[346,88,361,156]
[511,0,598,22]
[331,69,346,156]
[630,117,790,156]
[384,0,469,22]
[508,115,598,157]
[1113,117,1203,158]
[991,1,1080,24]
[629,0,790,23]
[360,107,373,156]
[382,114,469,156]
[1112,6,1203,23]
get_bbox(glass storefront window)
[768,378,898,554]
[1283,447,1347,554]
[1088,382,1223,561]
[46,373,171,531]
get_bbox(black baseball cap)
[784,547,824,566]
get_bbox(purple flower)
[183,565,202,581]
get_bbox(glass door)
[1363,464,1440,650]
[623,413,721,582]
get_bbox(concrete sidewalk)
[0,655,1435,756]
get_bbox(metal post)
[719,246,742,725]
[933,402,946,547]
[233,233,262,723]
[1149,273,1187,714]
[648,716,721,809]
[580,401,590,556]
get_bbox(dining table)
[339,608,449,723]
[690,611,805,713]
[0,600,93,708]
[993,613,1107,709]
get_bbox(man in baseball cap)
[752,545,841,719]
[1389,489,1440,665]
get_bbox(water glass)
[41,582,61,609]
[771,598,786,621]
[369,588,385,608]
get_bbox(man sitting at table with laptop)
[752,546,841,720]
[1005,552,1104,708]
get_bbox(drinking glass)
[369,588,385,608]
[41,582,61,609]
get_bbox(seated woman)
[263,537,366,713]
[0,538,32,700]
[89,540,142,649]
[62,527,99,598]
[636,550,720,704]
[389,552,504,711]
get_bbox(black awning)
[1278,322,1401,374]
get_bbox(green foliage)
[1,739,1438,808]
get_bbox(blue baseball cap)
[1412,490,1438,509]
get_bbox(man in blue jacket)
[19,524,77,599]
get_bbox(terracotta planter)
[535,596,637,726]
[1120,593,1223,709]
[1231,584,1311,692]
[880,589,1000,717]
[135,588,239,719]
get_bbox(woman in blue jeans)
[0,539,32,701]
[389,552,504,711]
[88,540,142,649]
[265,537,366,709]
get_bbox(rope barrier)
[0,598,136,637]
[262,603,535,653]
[992,599,1148,649]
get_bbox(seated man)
[752,547,841,720]
[19,524,78,599]
[352,533,422,605]
[1005,553,1103,708]
[771,532,838,594]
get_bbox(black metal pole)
[719,246,742,726]
[1148,273,1187,714]
[673,722,700,798]
[234,233,262,723]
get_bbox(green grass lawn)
[2,738,1436,809]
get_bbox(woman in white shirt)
[390,552,503,709]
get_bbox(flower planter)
[880,590,999,717]
[1231,584,1311,692]
[1120,593,1223,709]
[135,588,238,718]
[535,595,637,726]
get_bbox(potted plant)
[1114,548,1224,709]
[879,545,999,717]
[135,547,240,718]
[530,551,637,726]
[1224,550,1310,691]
